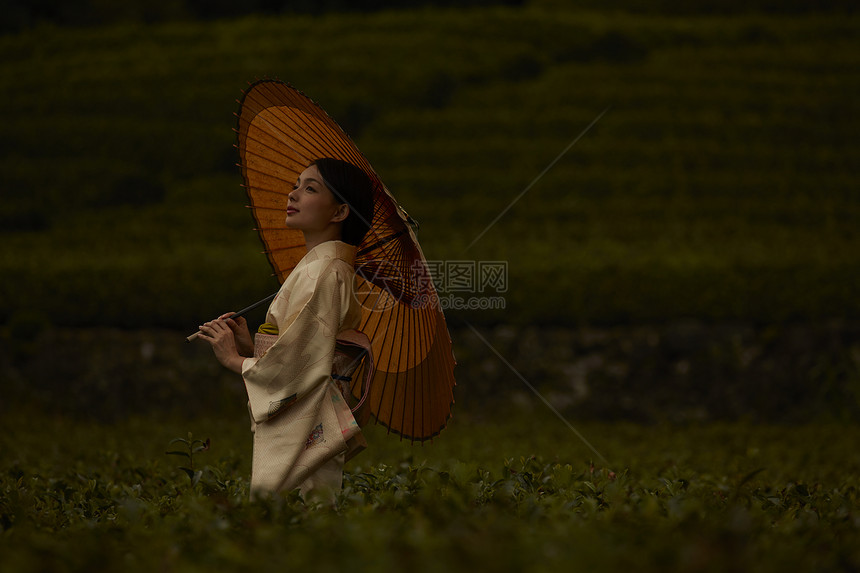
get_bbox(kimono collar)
[305,240,356,268]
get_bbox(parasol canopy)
[235,79,455,441]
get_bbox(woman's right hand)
[219,313,255,357]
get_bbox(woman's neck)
[302,227,342,254]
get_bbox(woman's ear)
[331,203,350,224]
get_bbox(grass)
[1,410,858,572]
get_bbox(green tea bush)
[1,414,858,572]
[0,8,857,327]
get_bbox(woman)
[197,157,375,501]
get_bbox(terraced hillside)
[1,8,856,327]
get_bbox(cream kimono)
[241,240,364,499]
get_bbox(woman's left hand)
[198,319,245,374]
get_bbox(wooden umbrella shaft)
[185,292,277,343]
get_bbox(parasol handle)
[185,292,278,343]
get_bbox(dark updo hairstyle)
[312,158,375,247]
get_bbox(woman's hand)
[218,313,255,357]
[198,318,246,374]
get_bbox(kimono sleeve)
[241,260,354,424]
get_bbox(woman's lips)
[286,207,299,215]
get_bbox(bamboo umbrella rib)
[243,151,303,180]
[434,325,452,434]
[354,184,399,258]
[355,226,396,265]
[357,285,389,426]
[418,306,433,437]
[271,113,329,163]
[251,205,288,214]
[390,308,406,436]
[423,313,438,439]
[237,127,283,158]
[249,101,320,162]
[240,125,309,169]
[287,105,358,166]
[241,162,295,184]
[353,278,374,315]
[401,304,414,439]
[242,175,293,198]
[389,294,407,434]
[360,284,386,316]
[425,307,452,439]
[382,305,401,429]
[262,89,356,166]
[375,302,401,433]
[423,312,443,435]
[392,304,412,436]
[399,249,418,441]
[266,244,306,254]
[428,312,446,437]
[427,348,446,439]
[386,241,408,303]
[251,116,315,166]
[242,184,291,198]
[265,88,367,169]
[408,303,419,440]
[249,211,287,229]
[243,118,313,164]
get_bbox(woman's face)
[286,164,346,231]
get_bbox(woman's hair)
[312,158,375,246]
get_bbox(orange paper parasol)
[236,79,455,441]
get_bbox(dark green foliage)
[0,205,49,233]
[0,8,857,329]
[0,414,858,572]
[0,0,530,35]
[1,322,856,430]
[453,321,860,424]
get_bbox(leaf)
[191,470,203,487]
[168,438,189,446]
[179,467,195,480]
[192,438,210,453]
[165,450,191,459]
[738,468,766,489]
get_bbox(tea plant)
[165,432,210,487]
[1,415,858,572]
